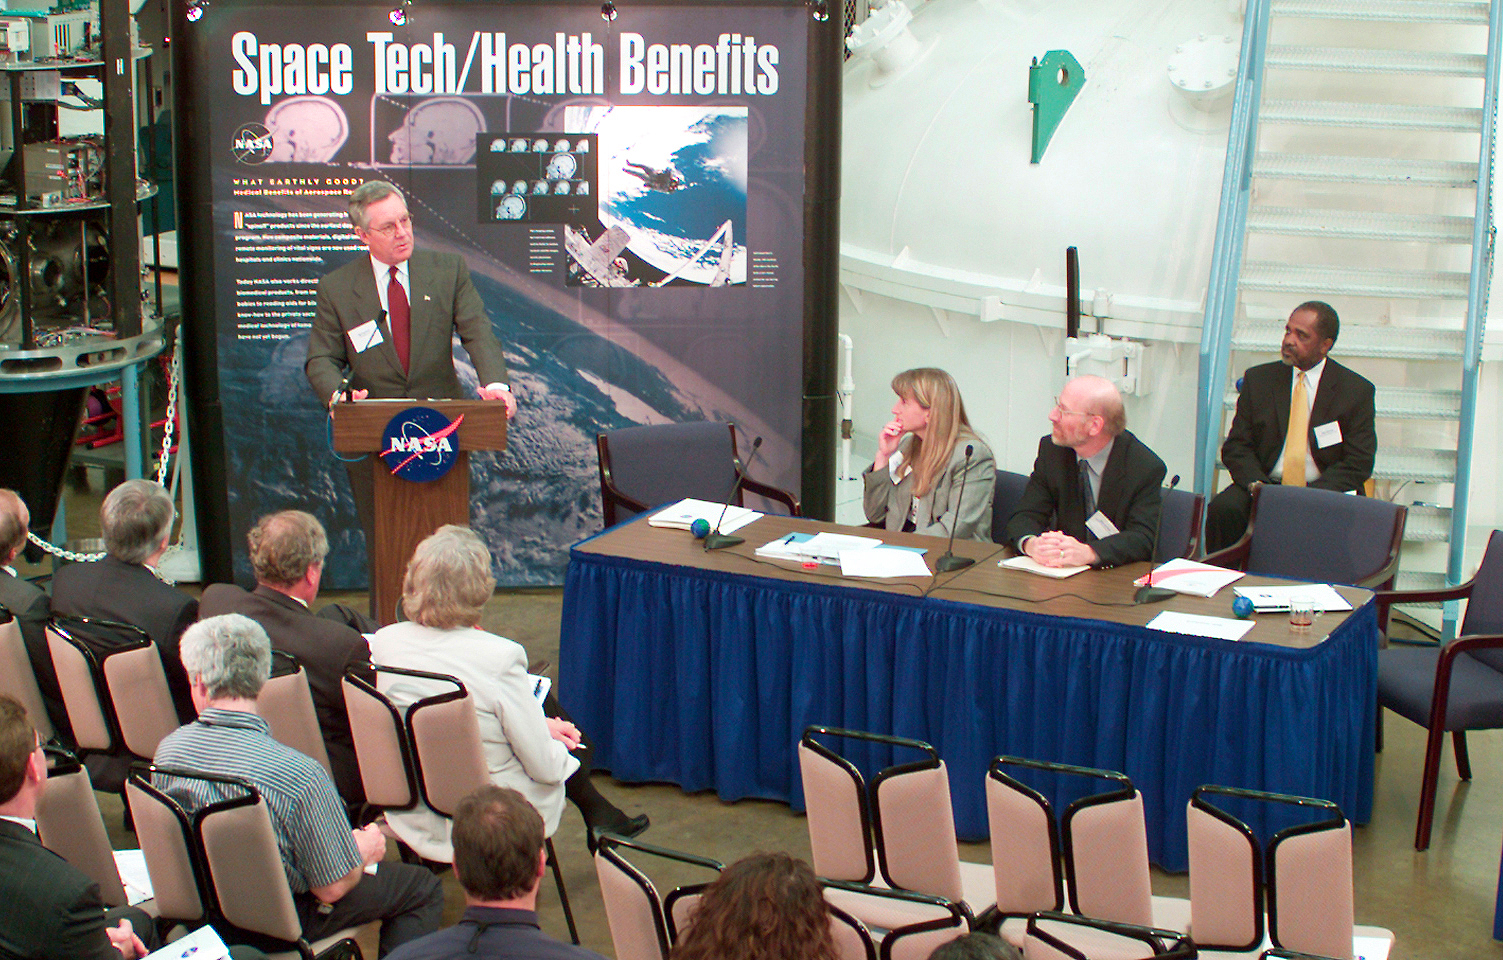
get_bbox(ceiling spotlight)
[810,0,829,22]
[389,6,406,25]
[185,1,205,22]
[601,1,617,21]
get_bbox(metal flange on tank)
[0,313,165,549]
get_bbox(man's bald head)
[0,489,28,566]
[1068,376,1126,437]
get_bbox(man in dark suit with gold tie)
[304,180,516,552]
[1205,301,1377,552]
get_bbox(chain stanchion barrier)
[26,347,183,567]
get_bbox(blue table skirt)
[559,546,1377,871]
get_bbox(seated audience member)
[928,932,1023,960]
[371,526,647,862]
[1005,375,1167,568]
[386,784,608,960]
[50,479,198,721]
[670,852,838,960]
[154,614,443,957]
[199,509,374,806]
[0,489,68,739]
[1205,300,1377,552]
[863,367,995,541]
[0,694,157,959]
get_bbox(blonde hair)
[891,368,975,498]
[402,525,496,630]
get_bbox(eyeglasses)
[365,214,412,238]
[1052,397,1097,419]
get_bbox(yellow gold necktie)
[1282,372,1308,487]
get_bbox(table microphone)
[935,444,976,573]
[705,435,764,551]
[1134,474,1180,605]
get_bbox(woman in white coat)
[370,525,646,861]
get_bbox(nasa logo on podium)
[380,407,464,482]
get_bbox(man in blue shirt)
[387,785,606,960]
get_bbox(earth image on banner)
[565,105,748,287]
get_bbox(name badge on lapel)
[1313,421,1343,449]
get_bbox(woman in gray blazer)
[862,367,994,541]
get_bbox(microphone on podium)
[1134,474,1180,605]
[934,444,977,573]
[704,436,765,551]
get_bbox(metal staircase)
[1197,0,1500,623]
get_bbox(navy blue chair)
[990,470,1031,545]
[1156,488,1205,563]
[1200,483,1405,589]
[596,422,800,527]
[1375,529,1503,850]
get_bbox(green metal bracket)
[1029,50,1085,164]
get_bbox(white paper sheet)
[112,849,154,905]
[1132,558,1245,598]
[144,924,230,960]
[1146,611,1257,641]
[999,555,1090,579]
[1231,583,1353,612]
[648,497,762,534]
[840,546,932,578]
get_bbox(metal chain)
[26,346,182,562]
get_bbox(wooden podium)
[331,399,507,625]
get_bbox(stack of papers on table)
[1231,583,1353,612]
[1132,558,1244,597]
[1146,611,1256,642]
[999,555,1090,579]
[756,531,929,577]
[648,498,762,535]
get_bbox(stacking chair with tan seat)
[343,665,578,943]
[985,756,1187,945]
[818,881,969,960]
[1022,912,1196,960]
[35,746,134,909]
[799,726,994,931]
[47,616,179,771]
[593,833,722,960]
[0,610,54,743]
[1186,785,1392,960]
[258,651,334,778]
[126,765,366,960]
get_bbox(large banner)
[180,1,817,586]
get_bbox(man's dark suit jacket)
[0,818,139,960]
[1004,430,1168,568]
[0,569,66,736]
[304,249,509,402]
[1221,358,1377,493]
[199,583,374,805]
[49,556,198,723]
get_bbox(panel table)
[558,515,1377,870]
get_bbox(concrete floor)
[28,480,1503,958]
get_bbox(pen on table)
[782,534,796,545]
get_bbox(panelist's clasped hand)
[478,382,518,419]
[1025,530,1099,568]
[546,716,582,750]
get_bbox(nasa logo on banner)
[381,407,464,482]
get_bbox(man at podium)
[305,179,517,549]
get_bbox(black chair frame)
[801,724,960,914]
[345,665,579,944]
[819,878,969,960]
[596,422,801,527]
[987,755,1139,921]
[1024,911,1196,960]
[1201,482,1405,589]
[49,615,154,760]
[1191,784,1346,954]
[595,832,724,950]
[128,764,362,960]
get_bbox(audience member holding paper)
[863,368,994,541]
[1005,375,1166,568]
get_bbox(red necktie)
[388,265,410,373]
